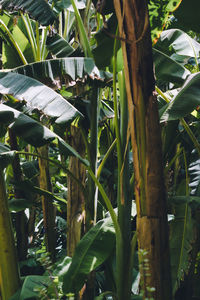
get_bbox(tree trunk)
[0,168,20,300]
[38,145,56,261]
[67,125,86,257]
[9,129,28,261]
[113,1,172,299]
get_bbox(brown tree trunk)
[113,1,172,299]
[9,129,28,261]
[67,125,86,257]
[38,145,56,261]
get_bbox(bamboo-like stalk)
[0,168,21,300]
[38,145,56,261]
[113,0,172,299]
[9,129,28,261]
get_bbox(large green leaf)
[160,73,200,122]
[153,48,190,85]
[170,204,193,294]
[155,29,200,64]
[0,0,56,26]
[0,13,35,68]
[10,275,51,300]
[0,104,89,166]
[46,34,75,58]
[54,0,86,13]
[0,71,81,124]
[11,58,112,87]
[93,14,119,69]
[61,218,115,294]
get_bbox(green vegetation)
[0,0,200,299]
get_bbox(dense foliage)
[1,0,200,299]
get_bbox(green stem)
[0,19,27,65]
[113,32,122,171]
[0,168,20,300]
[180,118,200,156]
[71,0,93,57]
[36,21,41,61]
[16,151,86,196]
[21,13,37,61]
[41,27,48,60]
[97,139,117,179]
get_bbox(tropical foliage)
[0,0,200,300]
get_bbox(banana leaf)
[160,72,200,121]
[0,71,81,124]
[0,0,56,26]
[61,218,115,294]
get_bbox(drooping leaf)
[0,104,89,166]
[160,73,200,122]
[0,0,56,26]
[46,34,75,58]
[155,29,200,65]
[54,0,86,13]
[20,275,51,300]
[61,218,115,294]
[0,142,15,168]
[11,57,112,88]
[153,48,190,85]
[0,71,82,124]
[8,198,34,212]
[14,179,67,204]
[169,204,194,294]
[93,14,119,69]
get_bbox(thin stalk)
[63,10,69,39]
[70,0,93,57]
[86,87,99,228]
[174,149,189,294]
[164,147,183,175]
[97,139,117,179]
[21,13,37,61]
[41,27,48,60]
[155,86,170,103]
[0,19,28,65]
[16,151,86,196]
[113,32,122,171]
[180,118,200,156]
[59,12,63,36]
[87,167,120,237]
[35,21,41,61]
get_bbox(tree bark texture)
[113,1,172,299]
[67,125,86,257]
[38,145,56,261]
[9,129,28,261]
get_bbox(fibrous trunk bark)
[9,129,28,261]
[38,145,56,261]
[67,125,86,257]
[113,0,172,299]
